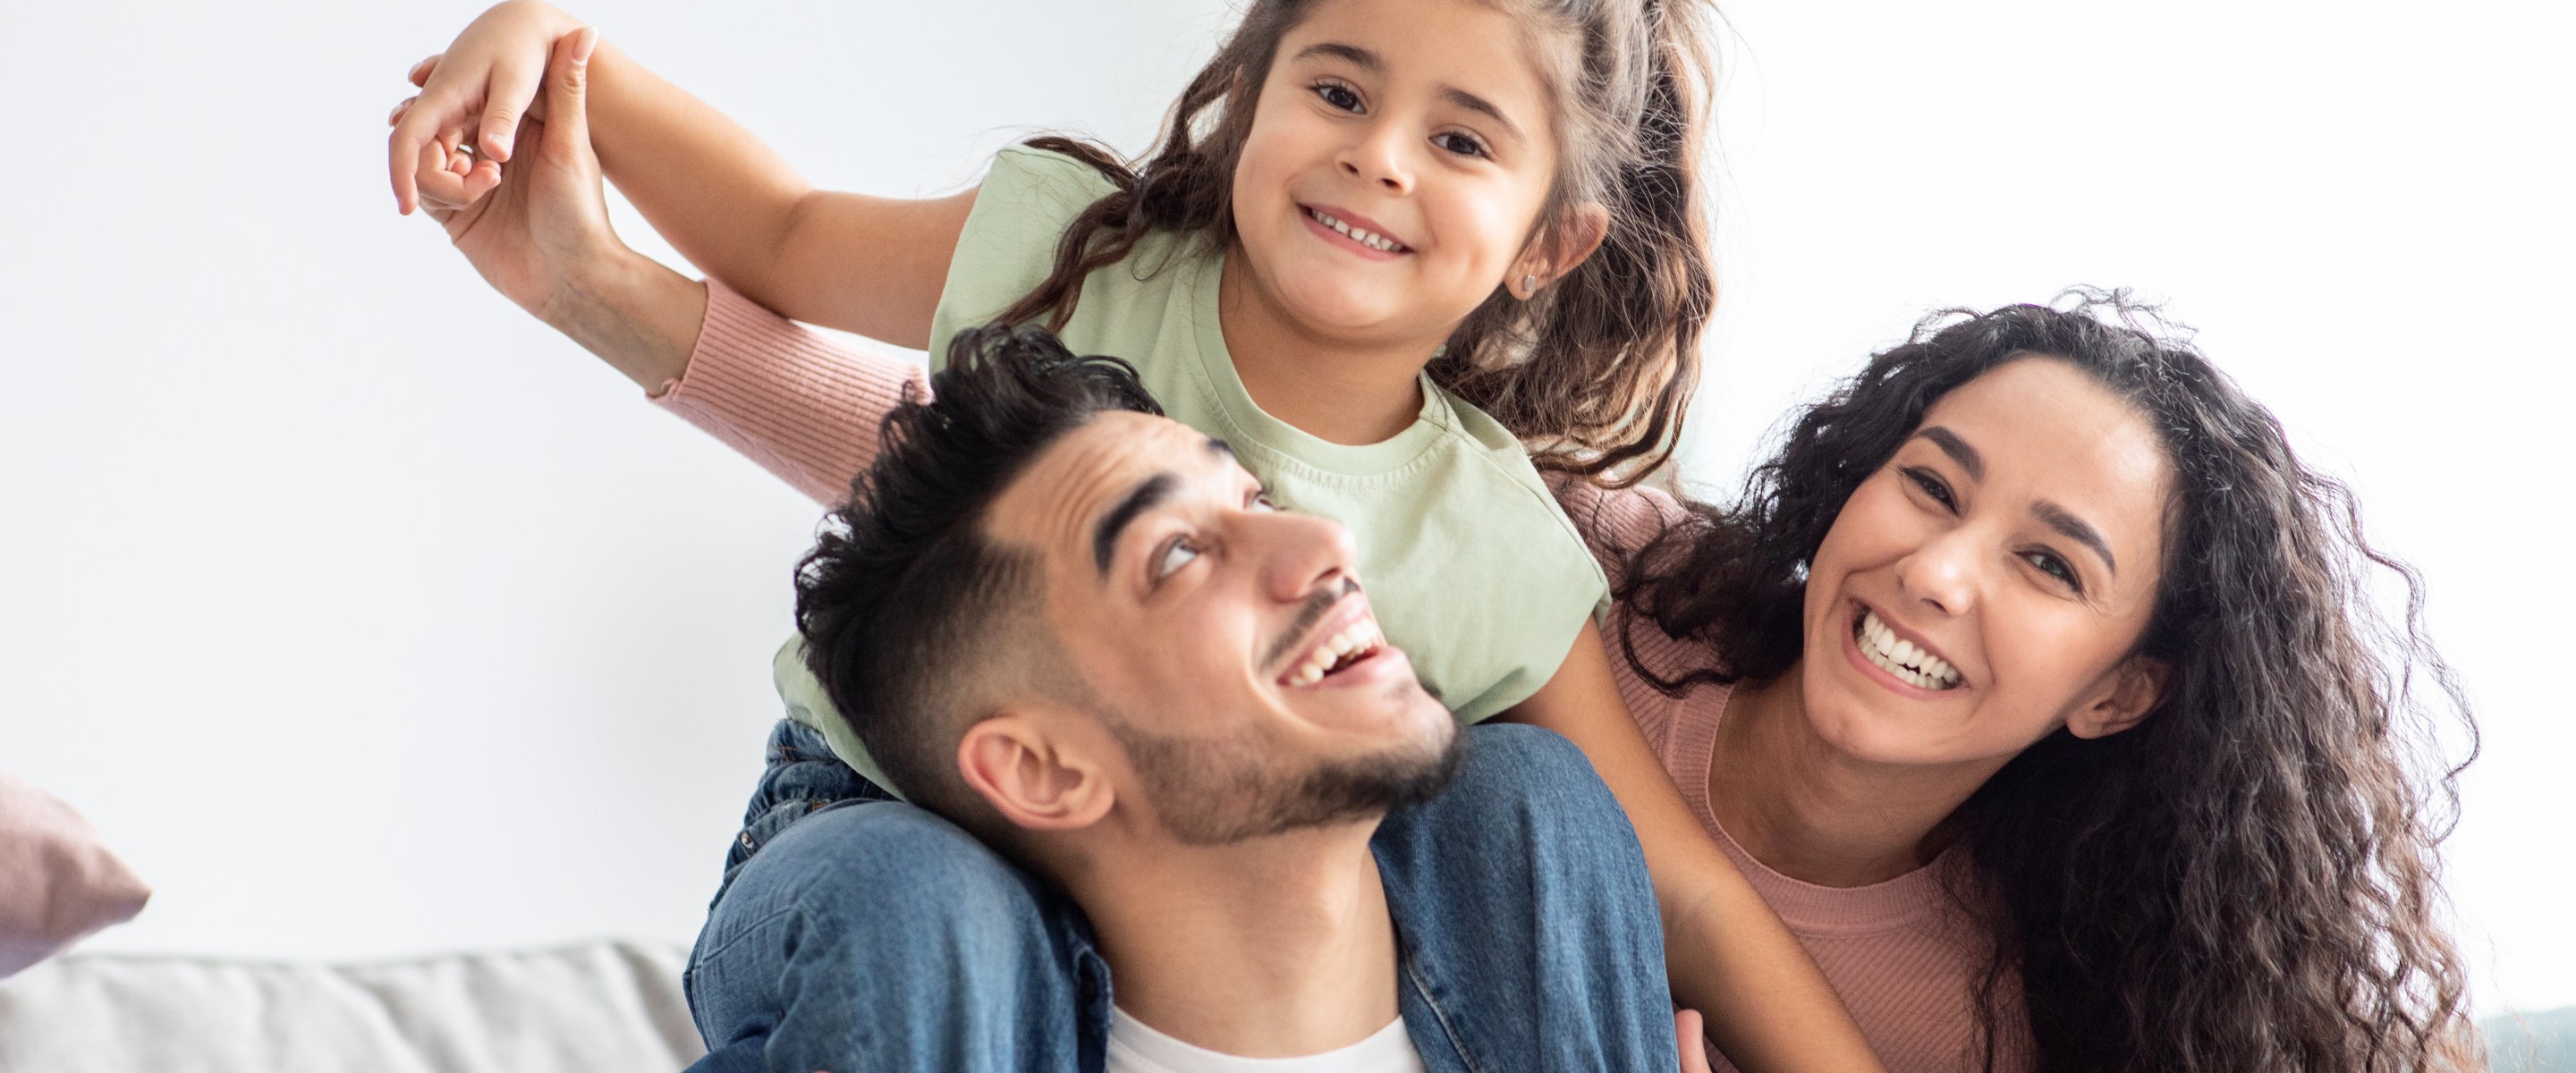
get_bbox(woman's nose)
[1897,530,1979,617]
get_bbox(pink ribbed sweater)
[653,282,2030,1073]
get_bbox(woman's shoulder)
[1546,476,1692,586]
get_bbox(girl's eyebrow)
[1291,41,1523,139]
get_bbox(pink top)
[651,281,2029,1072]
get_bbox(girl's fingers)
[388,97,417,128]
[1675,1009,1715,1073]
[408,53,442,88]
[390,90,474,214]
[473,48,548,164]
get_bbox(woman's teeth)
[1289,621,1385,686]
[1307,208,1406,253]
[1857,610,1962,690]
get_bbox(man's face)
[983,411,1458,842]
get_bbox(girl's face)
[1795,358,2173,774]
[1230,0,1566,344]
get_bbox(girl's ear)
[954,705,1116,831]
[1510,204,1611,300]
[2067,655,2168,739]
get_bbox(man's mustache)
[1261,576,1363,673]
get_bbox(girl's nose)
[1337,123,1414,194]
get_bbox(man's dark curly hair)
[1606,293,2479,1071]
[793,323,1161,821]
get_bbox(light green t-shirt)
[783,147,1609,794]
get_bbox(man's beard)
[1106,710,1466,846]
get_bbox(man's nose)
[1250,510,1362,604]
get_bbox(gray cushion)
[0,940,706,1073]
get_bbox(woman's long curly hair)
[995,0,1716,483]
[1614,295,2479,1071]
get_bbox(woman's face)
[1797,357,2172,771]
[1228,0,1566,344]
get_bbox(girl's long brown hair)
[1607,296,2480,1071]
[996,0,1716,484]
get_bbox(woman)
[1560,298,2479,1072]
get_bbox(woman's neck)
[1707,666,2000,888]
[1216,243,1437,446]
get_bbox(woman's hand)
[387,0,587,215]
[394,25,703,390]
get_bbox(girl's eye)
[1433,131,1490,158]
[1312,81,1363,113]
[1902,467,1956,511]
[1154,537,1201,582]
[2024,550,2081,592]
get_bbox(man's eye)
[1155,538,1201,581]
[1313,81,1363,113]
[1250,491,1279,512]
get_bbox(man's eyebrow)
[1093,472,1178,579]
[1914,427,1985,482]
[1205,437,1235,460]
[1294,42,1378,71]
[1439,86,1522,140]
[2032,500,2117,577]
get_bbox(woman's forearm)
[1506,623,1885,1073]
[545,248,707,392]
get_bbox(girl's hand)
[399,26,617,327]
[388,0,586,215]
[395,25,704,391]
[1677,1009,1716,1073]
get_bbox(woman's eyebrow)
[2032,500,2117,577]
[1914,427,1984,481]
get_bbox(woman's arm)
[408,25,924,503]
[1504,621,1885,1073]
[391,1,971,346]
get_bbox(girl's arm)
[1504,622,1887,1073]
[392,1,970,347]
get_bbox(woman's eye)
[1433,131,1489,158]
[1313,82,1363,113]
[2024,550,2080,590]
[1902,467,1956,510]
[1155,538,1201,581]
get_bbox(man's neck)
[1059,819,1402,1059]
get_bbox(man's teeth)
[1289,621,1385,686]
[1309,209,1404,253]
[1857,610,1961,690]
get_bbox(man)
[682,323,1689,1072]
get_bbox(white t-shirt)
[1106,1008,1428,1073]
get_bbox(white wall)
[2,0,2566,1017]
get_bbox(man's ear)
[2067,655,2167,740]
[954,705,1115,832]
[1509,204,1611,300]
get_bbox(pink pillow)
[0,769,149,976]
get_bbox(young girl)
[391,2,1881,1067]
